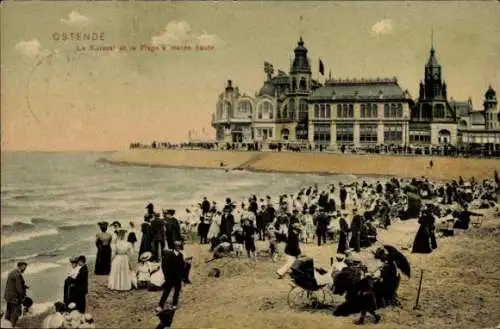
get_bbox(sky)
[1,1,499,151]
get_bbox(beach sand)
[103,149,500,181]
[19,209,500,329]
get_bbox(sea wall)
[102,149,500,181]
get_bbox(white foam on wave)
[1,229,59,246]
[1,262,61,280]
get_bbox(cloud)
[151,20,221,47]
[60,11,89,27]
[15,40,47,58]
[371,19,394,36]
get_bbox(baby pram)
[287,257,331,310]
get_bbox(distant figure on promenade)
[429,160,434,169]
[94,221,112,275]
[4,262,28,327]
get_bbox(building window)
[289,99,295,120]
[337,104,354,118]
[299,78,307,91]
[314,124,331,145]
[299,99,308,120]
[434,104,445,118]
[316,104,332,119]
[225,101,233,118]
[258,101,273,120]
[409,130,431,143]
[359,124,378,143]
[336,124,354,143]
[421,104,432,119]
[238,101,252,114]
[384,125,403,144]
[384,103,403,118]
[361,104,378,118]
[217,103,223,120]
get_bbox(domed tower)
[484,85,498,130]
[289,37,312,93]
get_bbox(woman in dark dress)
[139,215,153,260]
[411,208,433,254]
[94,222,112,275]
[337,215,349,254]
[127,221,138,248]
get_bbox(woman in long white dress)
[108,229,133,291]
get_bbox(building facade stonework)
[211,37,499,151]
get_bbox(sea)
[0,151,364,311]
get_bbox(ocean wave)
[1,244,73,264]
[57,222,95,232]
[1,229,59,246]
[1,220,35,231]
[1,262,62,280]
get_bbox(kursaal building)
[211,38,499,151]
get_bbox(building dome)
[258,81,277,97]
[485,85,496,100]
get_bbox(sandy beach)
[103,149,500,181]
[19,209,500,329]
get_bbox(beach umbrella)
[384,244,411,278]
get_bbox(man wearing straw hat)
[157,241,185,311]
[349,208,363,253]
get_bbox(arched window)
[258,101,274,120]
[292,78,297,91]
[459,120,467,128]
[238,100,252,114]
[337,104,342,117]
[384,104,390,117]
[326,104,331,118]
[281,128,290,141]
[396,103,402,117]
[299,99,308,120]
[361,104,366,118]
[348,104,354,117]
[314,104,320,118]
[299,78,307,91]
[283,105,288,119]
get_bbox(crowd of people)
[2,169,498,328]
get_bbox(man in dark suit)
[151,213,166,262]
[157,241,185,311]
[220,205,235,238]
[164,209,182,250]
[74,256,89,313]
[4,262,28,327]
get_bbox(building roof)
[291,37,311,74]
[449,100,472,117]
[470,111,485,125]
[258,81,277,97]
[426,48,440,68]
[310,78,407,101]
